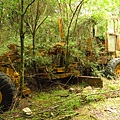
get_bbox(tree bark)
[0,1,3,28]
[19,0,36,95]
[65,0,84,71]
[20,0,24,95]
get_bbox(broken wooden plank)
[74,76,103,88]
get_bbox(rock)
[69,87,82,93]
[83,86,92,91]
[69,88,75,93]
[22,107,32,115]
[104,107,118,114]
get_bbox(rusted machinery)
[0,44,31,112]
[34,42,103,88]
[77,17,120,79]
[1,17,119,113]
[0,42,103,113]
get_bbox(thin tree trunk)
[32,31,36,56]
[0,1,3,28]
[20,0,24,95]
[65,0,84,71]
[32,32,37,72]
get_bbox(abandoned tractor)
[0,43,103,113]
[1,17,120,113]
[77,17,120,79]
[0,44,31,113]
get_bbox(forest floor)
[72,97,120,120]
[1,77,120,120]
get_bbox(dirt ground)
[72,97,120,120]
[72,78,120,120]
[1,77,120,120]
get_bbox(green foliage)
[0,0,120,76]
[2,78,120,119]
[31,89,82,119]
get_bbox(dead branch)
[66,0,85,42]
[24,19,33,34]
[65,0,84,69]
[23,0,36,16]
[73,1,83,36]
[69,0,73,13]
[36,15,48,31]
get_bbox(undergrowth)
[1,78,120,119]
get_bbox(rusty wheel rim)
[115,64,120,79]
[0,91,2,103]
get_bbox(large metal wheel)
[0,72,16,113]
[105,58,120,79]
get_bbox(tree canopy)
[0,0,120,57]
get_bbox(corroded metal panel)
[108,35,116,52]
[108,19,114,34]
[116,35,120,51]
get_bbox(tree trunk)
[20,0,24,95]
[32,32,35,56]
[32,32,37,72]
[0,1,3,28]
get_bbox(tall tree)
[19,0,36,94]
[19,0,24,94]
